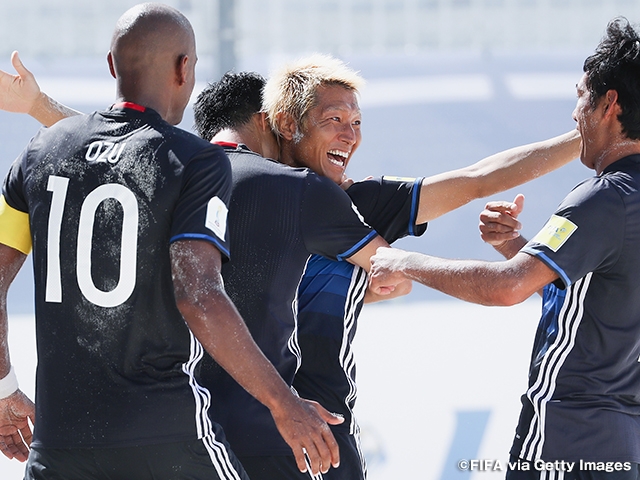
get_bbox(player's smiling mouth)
[327,149,349,167]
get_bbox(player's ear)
[175,54,189,86]
[277,112,298,141]
[107,51,116,79]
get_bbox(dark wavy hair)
[193,71,266,140]
[584,17,640,139]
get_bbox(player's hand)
[270,395,342,475]
[0,390,35,462]
[369,247,412,295]
[479,194,524,247]
[0,51,41,115]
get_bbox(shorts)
[24,436,249,480]
[506,456,640,480]
[238,430,366,480]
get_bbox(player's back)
[3,104,230,449]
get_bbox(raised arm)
[416,130,580,224]
[369,246,557,306]
[0,51,81,127]
[0,244,35,462]
[170,240,341,476]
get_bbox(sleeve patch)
[0,195,31,254]
[205,196,228,240]
[531,214,578,252]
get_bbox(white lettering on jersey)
[206,196,228,240]
[85,141,127,164]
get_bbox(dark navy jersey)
[514,154,640,462]
[1,104,232,449]
[199,144,378,456]
[293,177,427,434]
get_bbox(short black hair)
[584,17,640,139]
[193,71,266,140]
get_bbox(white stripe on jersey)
[288,256,310,372]
[519,274,593,461]
[341,265,368,434]
[183,332,244,480]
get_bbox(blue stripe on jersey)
[170,233,231,258]
[408,177,424,236]
[336,231,379,262]
[522,247,572,287]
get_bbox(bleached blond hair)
[263,53,365,137]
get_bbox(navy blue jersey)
[1,104,231,450]
[293,177,426,436]
[514,154,640,462]
[199,144,378,457]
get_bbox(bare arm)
[369,247,557,306]
[416,130,580,224]
[0,51,81,127]
[0,244,35,462]
[170,240,340,476]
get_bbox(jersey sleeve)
[521,176,625,288]
[301,173,378,262]
[169,145,232,260]
[346,176,428,243]
[0,155,32,254]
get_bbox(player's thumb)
[311,401,344,425]
[511,194,525,217]
[11,51,32,79]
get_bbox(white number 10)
[46,175,139,308]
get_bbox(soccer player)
[0,4,342,479]
[262,55,581,479]
[369,17,640,479]
[0,51,399,480]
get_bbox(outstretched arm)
[369,246,557,306]
[416,130,580,223]
[0,51,81,126]
[170,240,342,476]
[0,244,35,462]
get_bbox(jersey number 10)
[46,175,139,308]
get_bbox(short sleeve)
[170,146,232,260]
[0,155,32,254]
[521,177,625,287]
[346,176,428,243]
[301,173,378,261]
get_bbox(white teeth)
[328,149,349,158]
[329,158,343,167]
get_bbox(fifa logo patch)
[531,215,577,252]
[206,196,228,240]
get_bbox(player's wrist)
[0,366,19,399]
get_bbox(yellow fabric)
[0,195,31,254]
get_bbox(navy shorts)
[506,457,640,480]
[238,430,366,480]
[24,436,249,480]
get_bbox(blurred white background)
[0,1,637,479]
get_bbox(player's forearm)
[492,235,528,260]
[0,246,27,377]
[472,129,580,197]
[29,92,81,127]
[383,252,531,306]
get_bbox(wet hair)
[584,17,640,139]
[262,53,365,137]
[193,71,266,140]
